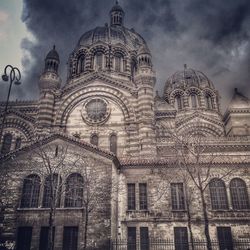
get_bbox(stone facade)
[0,2,250,250]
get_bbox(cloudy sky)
[0,0,250,111]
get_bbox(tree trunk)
[186,202,195,250]
[200,189,212,250]
[83,208,89,250]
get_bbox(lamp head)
[14,81,21,86]
[2,74,8,82]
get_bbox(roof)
[0,132,120,168]
[228,88,250,110]
[46,45,59,61]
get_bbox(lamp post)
[0,65,21,149]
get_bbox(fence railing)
[109,238,250,250]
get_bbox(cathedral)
[0,2,250,250]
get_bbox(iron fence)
[109,238,250,250]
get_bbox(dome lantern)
[110,1,125,26]
[44,45,60,74]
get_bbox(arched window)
[20,175,41,208]
[65,173,83,207]
[15,138,22,150]
[175,95,183,110]
[190,93,198,108]
[90,134,98,146]
[230,178,249,210]
[110,134,117,155]
[209,179,228,210]
[77,55,85,73]
[114,53,123,72]
[42,174,61,208]
[205,94,213,109]
[1,133,12,154]
[95,51,103,70]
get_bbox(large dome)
[78,25,149,52]
[165,65,214,92]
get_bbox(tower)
[37,46,61,133]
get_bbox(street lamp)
[0,65,21,150]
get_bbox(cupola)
[110,1,125,26]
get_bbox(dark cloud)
[5,0,250,111]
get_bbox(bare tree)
[168,125,236,250]
[7,142,114,250]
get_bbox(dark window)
[171,183,185,210]
[39,227,55,250]
[77,55,85,73]
[110,134,117,155]
[217,227,233,250]
[42,174,61,208]
[209,179,228,210]
[16,227,32,250]
[190,94,197,108]
[1,133,12,154]
[20,175,41,208]
[174,227,188,250]
[62,227,78,250]
[65,173,83,207]
[15,137,22,150]
[127,183,136,210]
[95,52,103,70]
[90,134,98,146]
[127,227,136,250]
[205,94,213,109]
[131,59,137,79]
[175,96,183,110]
[139,183,148,210]
[230,178,249,210]
[115,53,123,72]
[140,227,149,250]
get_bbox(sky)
[0,0,250,112]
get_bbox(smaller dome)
[110,1,124,13]
[138,46,151,55]
[46,45,59,61]
[165,65,214,92]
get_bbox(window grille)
[174,227,188,250]
[20,175,41,208]
[171,183,185,210]
[127,183,136,210]
[127,227,136,250]
[140,227,149,250]
[42,174,61,208]
[39,227,55,250]
[230,178,249,210]
[217,227,233,250]
[139,183,148,210]
[209,179,228,210]
[62,227,78,250]
[65,173,83,207]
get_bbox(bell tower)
[37,46,61,134]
